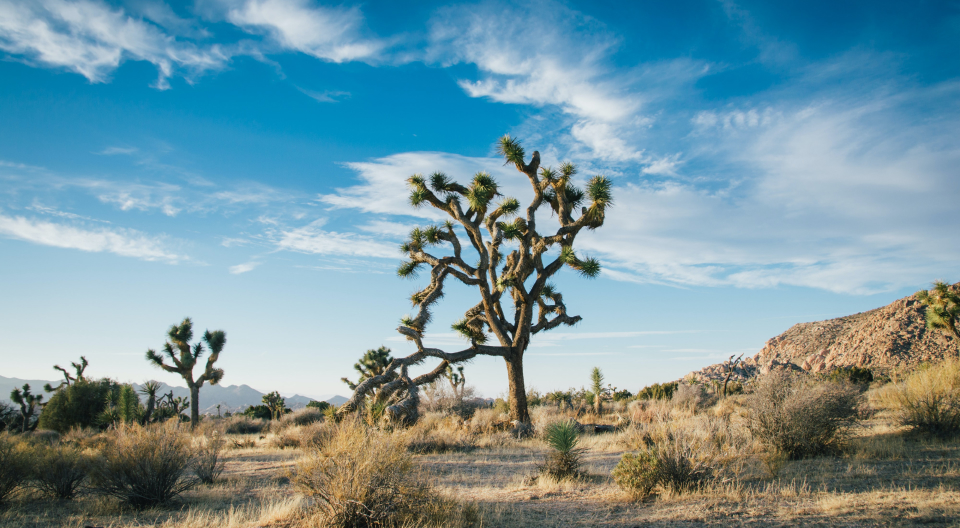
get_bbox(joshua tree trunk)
[506,355,529,423]
[189,383,200,426]
[337,136,613,424]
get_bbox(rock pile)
[686,284,959,383]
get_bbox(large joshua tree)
[917,281,960,355]
[145,318,226,428]
[338,136,612,424]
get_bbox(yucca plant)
[540,419,582,479]
[917,281,960,354]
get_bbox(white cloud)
[296,86,350,103]
[229,261,260,274]
[276,219,399,259]
[97,146,139,155]
[0,0,229,88]
[220,0,383,62]
[0,213,182,262]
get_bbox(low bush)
[193,431,225,484]
[877,360,960,437]
[672,383,717,412]
[89,422,197,508]
[612,429,714,498]
[540,419,582,479]
[748,372,860,459]
[827,366,874,386]
[637,381,678,401]
[299,422,334,450]
[29,444,89,499]
[281,408,325,427]
[224,415,268,435]
[0,434,30,503]
[37,379,120,433]
[293,420,433,527]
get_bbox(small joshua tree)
[721,354,744,398]
[341,346,396,391]
[44,356,89,393]
[339,136,612,424]
[917,281,960,355]
[146,318,226,428]
[590,367,605,415]
[139,381,162,423]
[262,391,287,421]
[445,365,467,400]
[10,384,43,433]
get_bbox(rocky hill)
[688,284,959,383]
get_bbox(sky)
[1,0,958,401]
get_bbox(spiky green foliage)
[541,419,582,479]
[145,318,227,429]
[262,391,288,421]
[496,135,525,167]
[917,281,960,347]
[45,356,89,393]
[341,136,614,425]
[139,380,162,423]
[590,367,605,414]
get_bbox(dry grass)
[2,376,960,527]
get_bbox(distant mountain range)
[0,375,347,415]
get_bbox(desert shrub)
[828,366,874,386]
[628,399,672,425]
[612,450,660,498]
[637,381,678,401]
[748,372,860,459]
[89,422,197,508]
[467,408,510,434]
[241,405,274,421]
[672,383,717,412]
[193,431,225,484]
[28,444,89,499]
[540,419,582,479]
[493,398,509,415]
[877,360,960,437]
[270,428,303,449]
[293,420,433,527]
[612,388,634,401]
[0,434,30,503]
[38,379,121,433]
[612,429,714,498]
[299,422,334,450]
[282,408,325,427]
[307,400,331,412]
[224,415,268,435]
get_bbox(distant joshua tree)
[338,136,612,424]
[139,380,162,423]
[146,318,226,428]
[445,365,467,400]
[917,281,960,355]
[44,356,89,393]
[590,367,605,415]
[341,346,396,391]
[10,384,42,433]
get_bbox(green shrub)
[240,404,273,420]
[224,415,268,435]
[493,398,509,415]
[748,372,860,459]
[827,366,874,386]
[306,400,331,412]
[612,389,634,402]
[637,382,678,401]
[89,422,197,508]
[878,360,960,437]
[29,444,88,499]
[38,379,120,433]
[540,419,582,479]
[0,434,30,503]
[612,450,659,498]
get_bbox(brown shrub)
[876,360,960,437]
[294,420,441,527]
[89,422,197,508]
[748,372,860,459]
[0,434,30,503]
[223,415,268,435]
[28,444,89,499]
[193,431,225,484]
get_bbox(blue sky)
[1,0,958,400]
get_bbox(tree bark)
[189,384,200,429]
[505,355,529,423]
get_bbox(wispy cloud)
[229,261,260,274]
[218,0,384,63]
[97,146,139,156]
[0,0,230,88]
[275,219,398,259]
[296,86,350,103]
[0,213,183,262]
